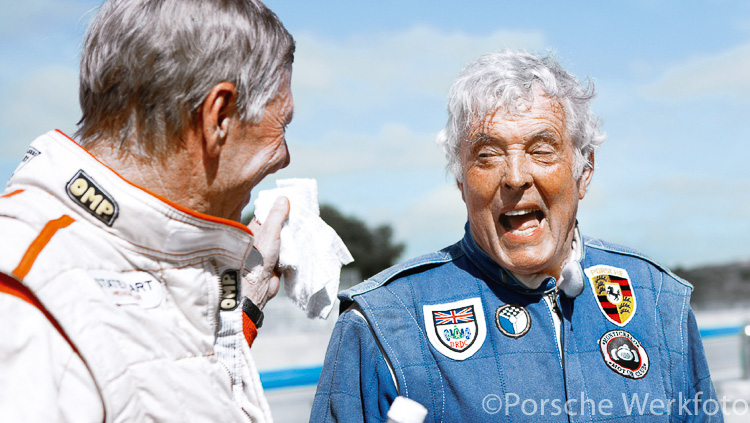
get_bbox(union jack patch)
[433,306,475,325]
[423,297,486,360]
[585,265,637,327]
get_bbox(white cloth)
[0,130,271,422]
[254,179,354,319]
[387,396,428,423]
[556,227,585,298]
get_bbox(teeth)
[509,227,536,236]
[504,208,536,217]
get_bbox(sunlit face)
[226,73,293,194]
[457,90,592,279]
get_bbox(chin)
[495,243,558,276]
[503,259,550,276]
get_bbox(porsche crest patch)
[585,265,636,326]
[423,297,486,360]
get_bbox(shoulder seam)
[1,189,24,199]
[342,243,464,299]
[342,303,400,396]
[584,239,693,290]
[0,272,80,355]
[12,214,75,279]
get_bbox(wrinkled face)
[457,90,592,279]
[227,73,293,192]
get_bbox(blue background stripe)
[699,325,744,339]
[260,365,324,390]
[259,325,748,390]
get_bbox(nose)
[503,154,532,190]
[280,141,290,169]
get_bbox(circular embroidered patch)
[495,304,531,338]
[599,330,649,379]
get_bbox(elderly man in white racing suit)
[0,0,295,421]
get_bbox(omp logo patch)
[220,269,239,311]
[66,170,119,226]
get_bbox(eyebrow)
[469,131,558,145]
[468,133,498,145]
[530,130,559,143]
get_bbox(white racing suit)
[0,130,272,422]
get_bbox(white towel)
[253,179,354,319]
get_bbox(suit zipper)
[212,263,253,422]
[548,290,561,318]
[545,290,563,366]
[547,290,572,423]
[209,261,223,337]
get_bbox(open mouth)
[500,208,545,236]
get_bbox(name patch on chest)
[599,330,649,379]
[66,170,119,226]
[91,270,164,308]
[585,265,636,326]
[423,297,486,360]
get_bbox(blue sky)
[2,0,749,269]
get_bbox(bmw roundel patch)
[599,330,649,379]
[495,304,531,338]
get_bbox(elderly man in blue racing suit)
[311,51,720,422]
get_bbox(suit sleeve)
[684,307,723,422]
[0,288,104,422]
[311,307,399,423]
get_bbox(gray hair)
[75,0,295,157]
[436,50,605,181]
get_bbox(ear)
[456,179,466,203]
[201,82,237,158]
[577,153,595,200]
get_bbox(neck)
[87,141,244,222]
[511,227,582,291]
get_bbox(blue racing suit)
[311,224,720,422]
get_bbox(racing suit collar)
[459,222,584,297]
[8,130,255,267]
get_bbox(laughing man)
[311,51,720,422]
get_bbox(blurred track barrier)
[261,365,324,390]
[701,325,745,339]
[259,325,748,390]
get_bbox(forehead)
[470,91,568,143]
